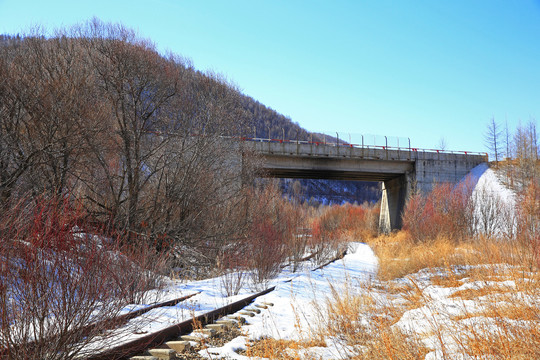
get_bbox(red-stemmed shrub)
[0,196,166,360]
[402,180,474,243]
[310,203,379,265]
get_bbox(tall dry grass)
[305,232,540,359]
[366,232,525,281]
[311,280,429,360]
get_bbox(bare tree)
[484,117,503,165]
[1,19,259,273]
[437,137,447,151]
[0,39,43,205]
[504,119,512,160]
[0,31,100,205]
[513,120,539,189]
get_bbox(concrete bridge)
[244,139,487,233]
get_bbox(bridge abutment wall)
[414,152,485,193]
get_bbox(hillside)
[0,24,377,240]
[280,178,380,205]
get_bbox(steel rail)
[82,292,201,336]
[85,250,351,360]
[86,287,276,360]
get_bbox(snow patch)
[465,164,517,237]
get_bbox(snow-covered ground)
[203,243,378,359]
[84,243,378,357]
[466,163,517,237]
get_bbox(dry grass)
[452,303,539,322]
[449,283,515,299]
[244,337,326,360]
[365,232,461,280]
[430,274,463,288]
[310,282,429,360]
[450,313,540,359]
[365,232,525,281]
[313,231,540,359]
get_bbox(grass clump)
[313,282,429,360]
[243,337,326,360]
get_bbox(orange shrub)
[310,203,379,264]
[402,181,473,242]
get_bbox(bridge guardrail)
[238,136,488,159]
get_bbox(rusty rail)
[86,287,275,360]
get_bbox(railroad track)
[85,250,349,360]
[87,287,276,360]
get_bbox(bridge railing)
[238,136,488,159]
[143,129,488,159]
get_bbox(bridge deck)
[249,140,486,183]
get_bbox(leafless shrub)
[515,182,540,269]
[310,203,378,265]
[217,243,249,297]
[468,185,515,239]
[238,184,289,289]
[310,206,345,265]
[0,196,166,360]
[403,179,475,243]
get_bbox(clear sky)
[1,0,539,153]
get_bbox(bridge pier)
[379,173,413,233]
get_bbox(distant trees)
[485,118,539,188]
[242,97,330,142]
[513,121,539,188]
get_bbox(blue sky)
[1,1,539,153]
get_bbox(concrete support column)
[379,174,409,233]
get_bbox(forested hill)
[0,33,328,144]
[242,97,311,141]
[241,96,335,143]
[0,29,375,209]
